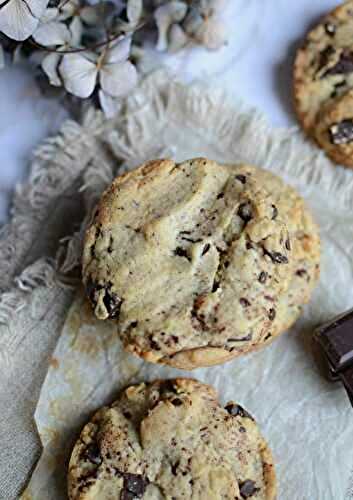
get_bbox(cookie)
[83,158,297,368]
[294,1,353,167]
[68,378,276,500]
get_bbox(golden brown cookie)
[82,158,320,369]
[68,379,276,500]
[294,1,353,167]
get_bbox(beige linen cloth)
[1,70,353,499]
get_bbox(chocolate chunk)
[121,473,148,499]
[285,238,291,251]
[324,22,336,36]
[236,174,247,184]
[239,298,251,308]
[202,243,211,255]
[225,403,254,420]
[103,290,122,319]
[263,248,288,264]
[212,281,220,292]
[271,204,278,220]
[174,246,191,261]
[296,269,307,277]
[258,271,268,284]
[329,120,353,145]
[268,308,276,321]
[237,202,253,223]
[171,397,183,406]
[324,49,353,76]
[315,309,353,372]
[161,380,177,394]
[239,479,258,498]
[314,308,353,406]
[264,332,272,341]
[227,334,252,343]
[85,443,102,465]
[318,45,335,70]
[86,280,122,319]
[217,192,225,199]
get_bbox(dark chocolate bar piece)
[314,308,353,406]
[314,309,353,372]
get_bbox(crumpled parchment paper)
[22,70,353,500]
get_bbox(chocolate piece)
[236,174,247,184]
[237,202,253,223]
[225,403,254,421]
[324,50,353,76]
[258,271,267,284]
[271,204,278,220]
[263,248,289,264]
[85,443,102,465]
[121,473,148,499]
[239,479,258,498]
[324,22,336,36]
[329,120,353,145]
[314,308,353,405]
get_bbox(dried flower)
[0,0,49,41]
[0,0,228,116]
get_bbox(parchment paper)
[21,70,353,500]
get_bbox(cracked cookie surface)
[68,378,276,500]
[82,158,319,369]
[294,0,353,167]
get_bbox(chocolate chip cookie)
[68,378,276,500]
[294,1,353,167]
[82,158,319,369]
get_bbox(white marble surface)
[0,0,342,223]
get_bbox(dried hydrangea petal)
[105,36,132,65]
[59,52,98,98]
[100,59,138,97]
[168,23,188,52]
[154,1,188,51]
[42,52,62,86]
[127,0,143,26]
[195,18,226,50]
[33,21,70,46]
[0,0,49,41]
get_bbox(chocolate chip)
[121,473,148,499]
[103,291,122,319]
[171,461,179,475]
[246,241,254,250]
[296,268,307,277]
[130,321,138,328]
[227,334,252,343]
[171,398,183,406]
[263,248,288,264]
[148,335,161,351]
[318,45,335,70]
[258,271,267,284]
[239,298,251,308]
[264,332,272,341]
[174,246,191,261]
[268,308,276,321]
[285,238,291,251]
[324,22,336,36]
[324,49,353,76]
[239,426,246,433]
[202,243,211,255]
[239,479,258,498]
[86,280,122,319]
[224,403,254,421]
[85,443,102,465]
[271,204,278,220]
[212,281,220,292]
[236,174,247,184]
[329,119,353,145]
[217,192,225,199]
[237,202,253,223]
[123,410,132,419]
